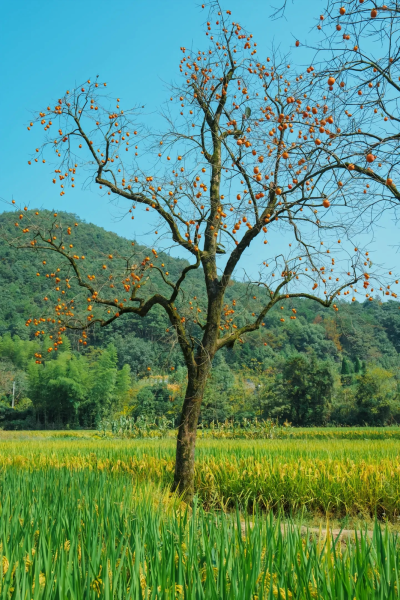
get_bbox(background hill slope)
[1,209,400,428]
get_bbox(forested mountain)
[1,209,400,428]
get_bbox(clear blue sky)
[1,0,399,278]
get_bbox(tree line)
[1,304,399,429]
[1,210,400,429]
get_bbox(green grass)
[1,468,400,599]
[0,432,400,517]
[1,430,400,598]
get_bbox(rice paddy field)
[2,429,400,598]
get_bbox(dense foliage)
[1,210,400,429]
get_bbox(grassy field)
[1,430,400,517]
[1,430,400,598]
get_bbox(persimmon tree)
[4,2,396,500]
[298,0,400,207]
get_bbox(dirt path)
[240,522,374,543]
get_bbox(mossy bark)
[172,365,209,503]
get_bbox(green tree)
[282,355,334,426]
[258,366,291,422]
[0,334,39,369]
[88,344,118,425]
[0,360,28,406]
[134,387,156,418]
[201,355,235,425]
[341,357,351,376]
[354,367,398,426]
[28,352,88,426]
[115,364,131,410]
[341,356,353,387]
[133,383,175,420]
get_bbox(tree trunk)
[172,366,209,503]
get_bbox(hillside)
[1,209,400,428]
